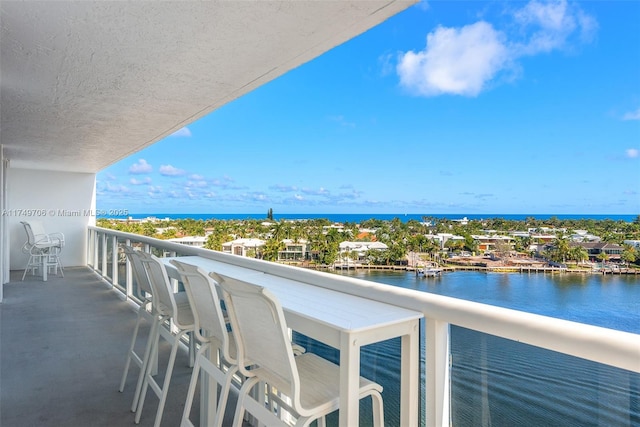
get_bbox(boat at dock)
[417,263,443,277]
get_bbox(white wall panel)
[1,147,6,296]
[7,168,96,270]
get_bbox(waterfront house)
[221,238,266,258]
[574,242,624,262]
[425,233,465,250]
[471,234,515,254]
[322,223,348,233]
[339,241,388,264]
[2,2,638,427]
[510,231,530,238]
[569,230,601,242]
[278,239,309,262]
[167,235,207,248]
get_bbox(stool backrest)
[21,222,37,246]
[137,252,176,319]
[121,245,153,300]
[213,272,300,402]
[171,260,235,363]
[29,221,47,237]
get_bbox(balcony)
[0,267,192,426]
[3,4,636,424]
[4,226,637,426]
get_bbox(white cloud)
[210,175,236,188]
[129,159,152,174]
[378,53,395,77]
[159,164,186,176]
[335,188,363,202]
[130,177,151,185]
[396,0,596,97]
[190,174,204,180]
[147,185,164,198]
[513,0,597,56]
[186,179,208,188]
[622,108,640,121]
[397,21,508,97]
[301,187,330,196]
[104,182,129,193]
[170,127,192,137]
[416,0,430,12]
[626,149,639,159]
[270,184,299,193]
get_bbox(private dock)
[298,263,640,275]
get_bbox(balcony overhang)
[0,0,415,173]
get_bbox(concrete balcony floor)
[1,267,203,427]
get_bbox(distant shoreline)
[97,212,638,223]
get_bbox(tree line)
[97,215,640,266]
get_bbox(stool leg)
[119,306,145,392]
[372,391,385,427]
[132,315,162,412]
[180,344,206,426]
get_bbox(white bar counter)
[162,255,423,426]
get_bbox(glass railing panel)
[291,331,423,427]
[105,235,113,281]
[128,241,146,303]
[96,233,103,272]
[294,320,638,427]
[113,237,128,292]
[450,326,639,427]
[150,246,165,258]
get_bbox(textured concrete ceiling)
[1,0,415,173]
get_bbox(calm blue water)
[112,213,637,223]
[293,271,640,427]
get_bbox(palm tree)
[270,221,287,242]
[597,251,609,266]
[463,234,478,254]
[621,245,637,267]
[423,239,440,263]
[569,246,589,265]
[261,239,284,262]
[553,235,570,263]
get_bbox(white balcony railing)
[87,226,640,426]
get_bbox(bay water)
[293,271,640,426]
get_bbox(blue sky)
[97,0,640,215]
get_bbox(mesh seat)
[20,221,64,281]
[213,272,384,427]
[170,260,239,427]
[134,252,196,427]
[118,245,158,413]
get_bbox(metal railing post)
[125,238,133,299]
[93,230,99,270]
[87,229,93,268]
[101,232,108,277]
[425,318,451,427]
[112,235,118,286]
